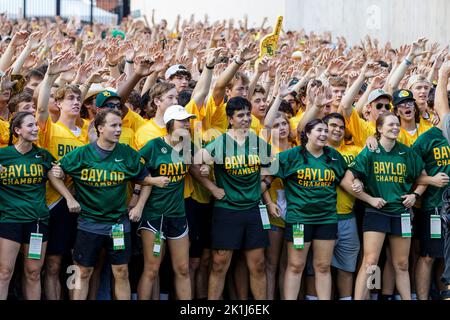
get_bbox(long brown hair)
[8,112,34,146]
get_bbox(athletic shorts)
[46,198,78,255]
[363,208,404,236]
[138,216,189,240]
[211,205,269,250]
[73,229,132,267]
[331,216,360,272]
[417,209,444,258]
[284,222,337,243]
[185,198,213,257]
[0,221,49,244]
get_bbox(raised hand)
[134,56,155,77]
[408,37,429,59]
[255,56,270,74]
[26,31,42,51]
[204,47,223,68]
[237,42,258,63]
[47,50,77,76]
[10,30,29,48]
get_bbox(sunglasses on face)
[375,103,391,110]
[398,101,415,108]
[102,102,122,109]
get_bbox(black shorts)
[185,198,213,257]
[417,209,444,258]
[284,222,337,243]
[46,198,78,256]
[0,221,49,244]
[211,205,269,250]
[138,216,188,240]
[412,207,421,240]
[363,208,403,236]
[73,229,132,267]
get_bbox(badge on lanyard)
[28,222,43,260]
[401,212,412,238]
[431,209,442,239]
[259,203,271,230]
[293,224,304,249]
[153,231,162,256]
[112,224,125,250]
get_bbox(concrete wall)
[132,0,450,47]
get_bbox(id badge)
[431,213,442,239]
[401,213,412,238]
[293,224,304,249]
[28,233,43,260]
[259,204,271,230]
[153,231,161,256]
[112,224,125,250]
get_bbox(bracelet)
[404,58,412,66]
[413,192,421,200]
[234,58,244,66]
[205,64,214,69]
[133,189,141,195]
[125,59,134,64]
[107,62,118,67]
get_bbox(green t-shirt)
[0,145,54,223]
[349,142,424,215]
[59,142,146,224]
[205,132,272,211]
[412,127,450,211]
[275,146,347,224]
[139,137,192,220]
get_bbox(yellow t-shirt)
[345,109,411,147]
[400,117,432,147]
[0,119,9,148]
[120,109,146,148]
[251,114,263,135]
[38,118,90,206]
[336,144,362,215]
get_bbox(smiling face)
[327,117,345,144]
[378,114,400,140]
[307,122,329,148]
[15,114,39,143]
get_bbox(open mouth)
[404,109,412,116]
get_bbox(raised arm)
[191,47,222,107]
[37,50,76,129]
[212,42,258,105]
[247,56,269,100]
[434,59,450,123]
[0,30,29,72]
[11,31,41,75]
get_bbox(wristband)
[205,64,214,69]
[234,58,244,66]
[107,62,118,67]
[413,192,421,200]
[404,58,412,66]
[133,189,141,195]
[125,59,134,64]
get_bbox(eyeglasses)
[102,102,122,109]
[398,101,415,108]
[375,103,391,110]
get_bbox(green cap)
[95,90,120,108]
[111,29,125,40]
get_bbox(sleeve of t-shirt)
[41,149,56,173]
[273,151,287,179]
[345,109,374,148]
[407,148,425,182]
[37,117,53,149]
[204,135,220,161]
[58,148,77,175]
[332,149,348,183]
[348,147,370,181]
[138,141,155,171]
[127,146,147,178]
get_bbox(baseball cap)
[165,64,190,80]
[367,89,392,104]
[95,90,120,108]
[392,89,415,106]
[163,105,196,124]
[111,29,125,40]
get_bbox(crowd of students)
[1,11,450,300]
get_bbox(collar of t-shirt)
[70,126,81,137]
[92,142,113,160]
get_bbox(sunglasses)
[375,103,391,110]
[102,102,122,109]
[398,101,415,108]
